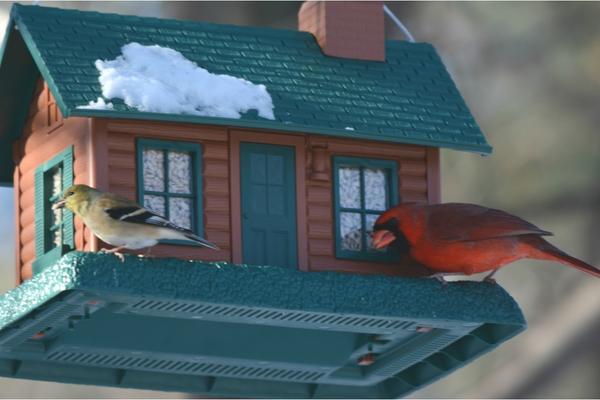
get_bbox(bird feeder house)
[0,2,525,397]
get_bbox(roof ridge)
[13,4,435,49]
[12,3,311,40]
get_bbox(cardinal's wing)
[427,203,552,242]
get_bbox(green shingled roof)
[0,4,491,177]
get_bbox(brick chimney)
[298,1,385,61]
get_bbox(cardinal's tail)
[548,249,600,277]
[529,236,600,278]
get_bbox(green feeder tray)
[0,252,525,398]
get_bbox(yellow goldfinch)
[53,184,219,260]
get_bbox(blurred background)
[0,1,599,398]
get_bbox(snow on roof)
[77,42,275,120]
[78,97,114,110]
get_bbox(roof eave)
[10,4,71,119]
[0,5,75,185]
[0,11,42,186]
[70,109,493,155]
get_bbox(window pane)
[340,212,362,251]
[169,197,192,230]
[51,167,62,249]
[364,168,387,211]
[52,207,62,249]
[52,167,62,197]
[339,167,361,209]
[143,149,165,192]
[168,151,192,194]
[144,195,166,216]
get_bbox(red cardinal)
[371,203,600,281]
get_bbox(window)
[136,139,203,239]
[33,146,74,273]
[333,157,399,262]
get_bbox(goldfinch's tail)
[183,233,220,250]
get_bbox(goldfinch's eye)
[66,191,75,197]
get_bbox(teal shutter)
[61,147,74,250]
[32,146,74,275]
[34,167,45,258]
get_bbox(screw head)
[31,331,45,340]
[357,353,376,366]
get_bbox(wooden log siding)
[16,80,92,281]
[15,81,438,278]
[95,122,434,275]
[99,120,231,262]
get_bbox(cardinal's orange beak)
[372,229,396,249]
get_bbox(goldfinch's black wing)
[104,205,219,250]
[104,206,191,234]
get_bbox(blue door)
[240,143,297,268]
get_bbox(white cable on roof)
[383,4,416,43]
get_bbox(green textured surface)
[0,4,491,185]
[0,252,525,329]
[0,252,525,397]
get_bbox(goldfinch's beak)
[52,199,66,210]
[372,229,396,249]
